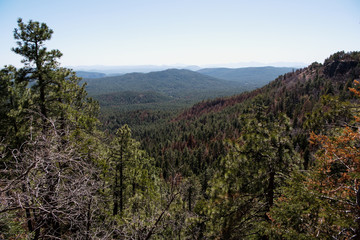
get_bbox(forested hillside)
[2,19,360,240]
[85,69,251,114]
[85,65,294,120]
[93,67,295,132]
[84,69,244,97]
[120,50,360,239]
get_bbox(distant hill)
[73,65,201,74]
[84,69,245,100]
[75,71,106,78]
[197,66,294,88]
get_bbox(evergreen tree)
[204,104,299,239]
[267,81,360,239]
[12,18,61,121]
[0,65,30,151]
[110,124,134,216]
[11,18,99,133]
[0,18,105,239]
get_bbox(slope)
[130,51,360,176]
[95,91,172,106]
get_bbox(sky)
[0,0,359,68]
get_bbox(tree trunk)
[355,186,360,239]
[86,198,92,240]
[120,161,123,214]
[267,170,275,211]
[39,79,47,120]
[188,187,192,212]
[32,208,40,240]
[113,172,118,216]
[35,46,47,125]
[25,205,33,232]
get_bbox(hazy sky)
[0,0,359,68]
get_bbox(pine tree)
[267,81,360,239]
[0,65,30,151]
[0,18,105,239]
[204,103,299,239]
[11,18,99,133]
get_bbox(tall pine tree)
[0,18,105,239]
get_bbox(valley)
[84,66,295,132]
[2,17,360,240]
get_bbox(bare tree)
[0,122,105,239]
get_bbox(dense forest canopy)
[1,19,360,240]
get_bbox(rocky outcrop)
[324,60,358,78]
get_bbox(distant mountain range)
[75,71,107,78]
[72,65,201,75]
[71,62,305,75]
[197,67,295,88]
[84,68,244,97]
[81,67,295,110]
